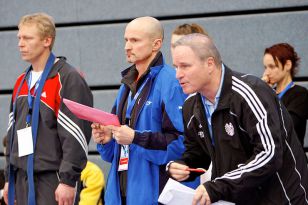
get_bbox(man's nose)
[18,38,24,47]
[175,69,183,80]
[125,41,131,50]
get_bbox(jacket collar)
[193,64,233,113]
[191,65,234,145]
[24,56,67,81]
[48,56,67,78]
[121,51,164,93]
[121,52,163,79]
[215,65,233,111]
[192,93,216,156]
[189,65,234,165]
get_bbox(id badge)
[118,145,129,171]
[17,126,34,157]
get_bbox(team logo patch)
[198,131,204,138]
[225,122,234,136]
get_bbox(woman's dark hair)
[264,43,300,78]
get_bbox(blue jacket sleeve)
[132,78,187,165]
[97,139,115,163]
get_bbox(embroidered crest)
[198,131,204,138]
[225,122,234,136]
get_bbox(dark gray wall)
[1,1,308,174]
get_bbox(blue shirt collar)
[203,63,225,108]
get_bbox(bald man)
[91,16,190,204]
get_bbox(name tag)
[17,127,34,157]
[118,145,129,171]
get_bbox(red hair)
[264,43,300,78]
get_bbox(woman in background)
[171,23,209,54]
[262,43,308,145]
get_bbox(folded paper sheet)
[63,98,120,126]
[158,178,234,205]
[158,178,195,205]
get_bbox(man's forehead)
[124,27,150,38]
[18,24,38,32]
[173,47,198,62]
[17,25,42,39]
[126,20,158,37]
[174,45,193,54]
[173,50,190,62]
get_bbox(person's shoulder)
[83,161,104,176]
[11,72,27,92]
[55,57,78,75]
[14,72,27,85]
[16,72,27,81]
[229,69,277,104]
[156,64,179,86]
[87,161,102,171]
[159,63,176,76]
[182,93,198,116]
[183,93,198,106]
[232,70,270,91]
[292,84,308,94]
[55,57,85,80]
[232,70,261,85]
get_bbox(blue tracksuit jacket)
[97,53,198,205]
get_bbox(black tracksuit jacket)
[179,67,308,204]
[5,57,93,187]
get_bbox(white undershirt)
[30,70,43,89]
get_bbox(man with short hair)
[168,33,308,205]
[91,16,189,205]
[4,12,93,205]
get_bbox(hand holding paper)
[159,179,235,205]
[91,123,113,144]
[63,98,120,126]
[110,125,135,145]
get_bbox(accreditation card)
[118,145,129,171]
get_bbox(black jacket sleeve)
[57,70,93,186]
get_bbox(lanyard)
[125,72,152,121]
[8,53,55,205]
[26,72,42,126]
[277,81,294,99]
[119,72,152,171]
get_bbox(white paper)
[158,178,195,205]
[17,127,34,157]
[159,178,235,205]
[213,201,235,205]
[200,162,212,184]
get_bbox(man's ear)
[152,38,162,52]
[43,37,53,48]
[207,57,215,74]
[284,60,292,72]
[207,57,215,67]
